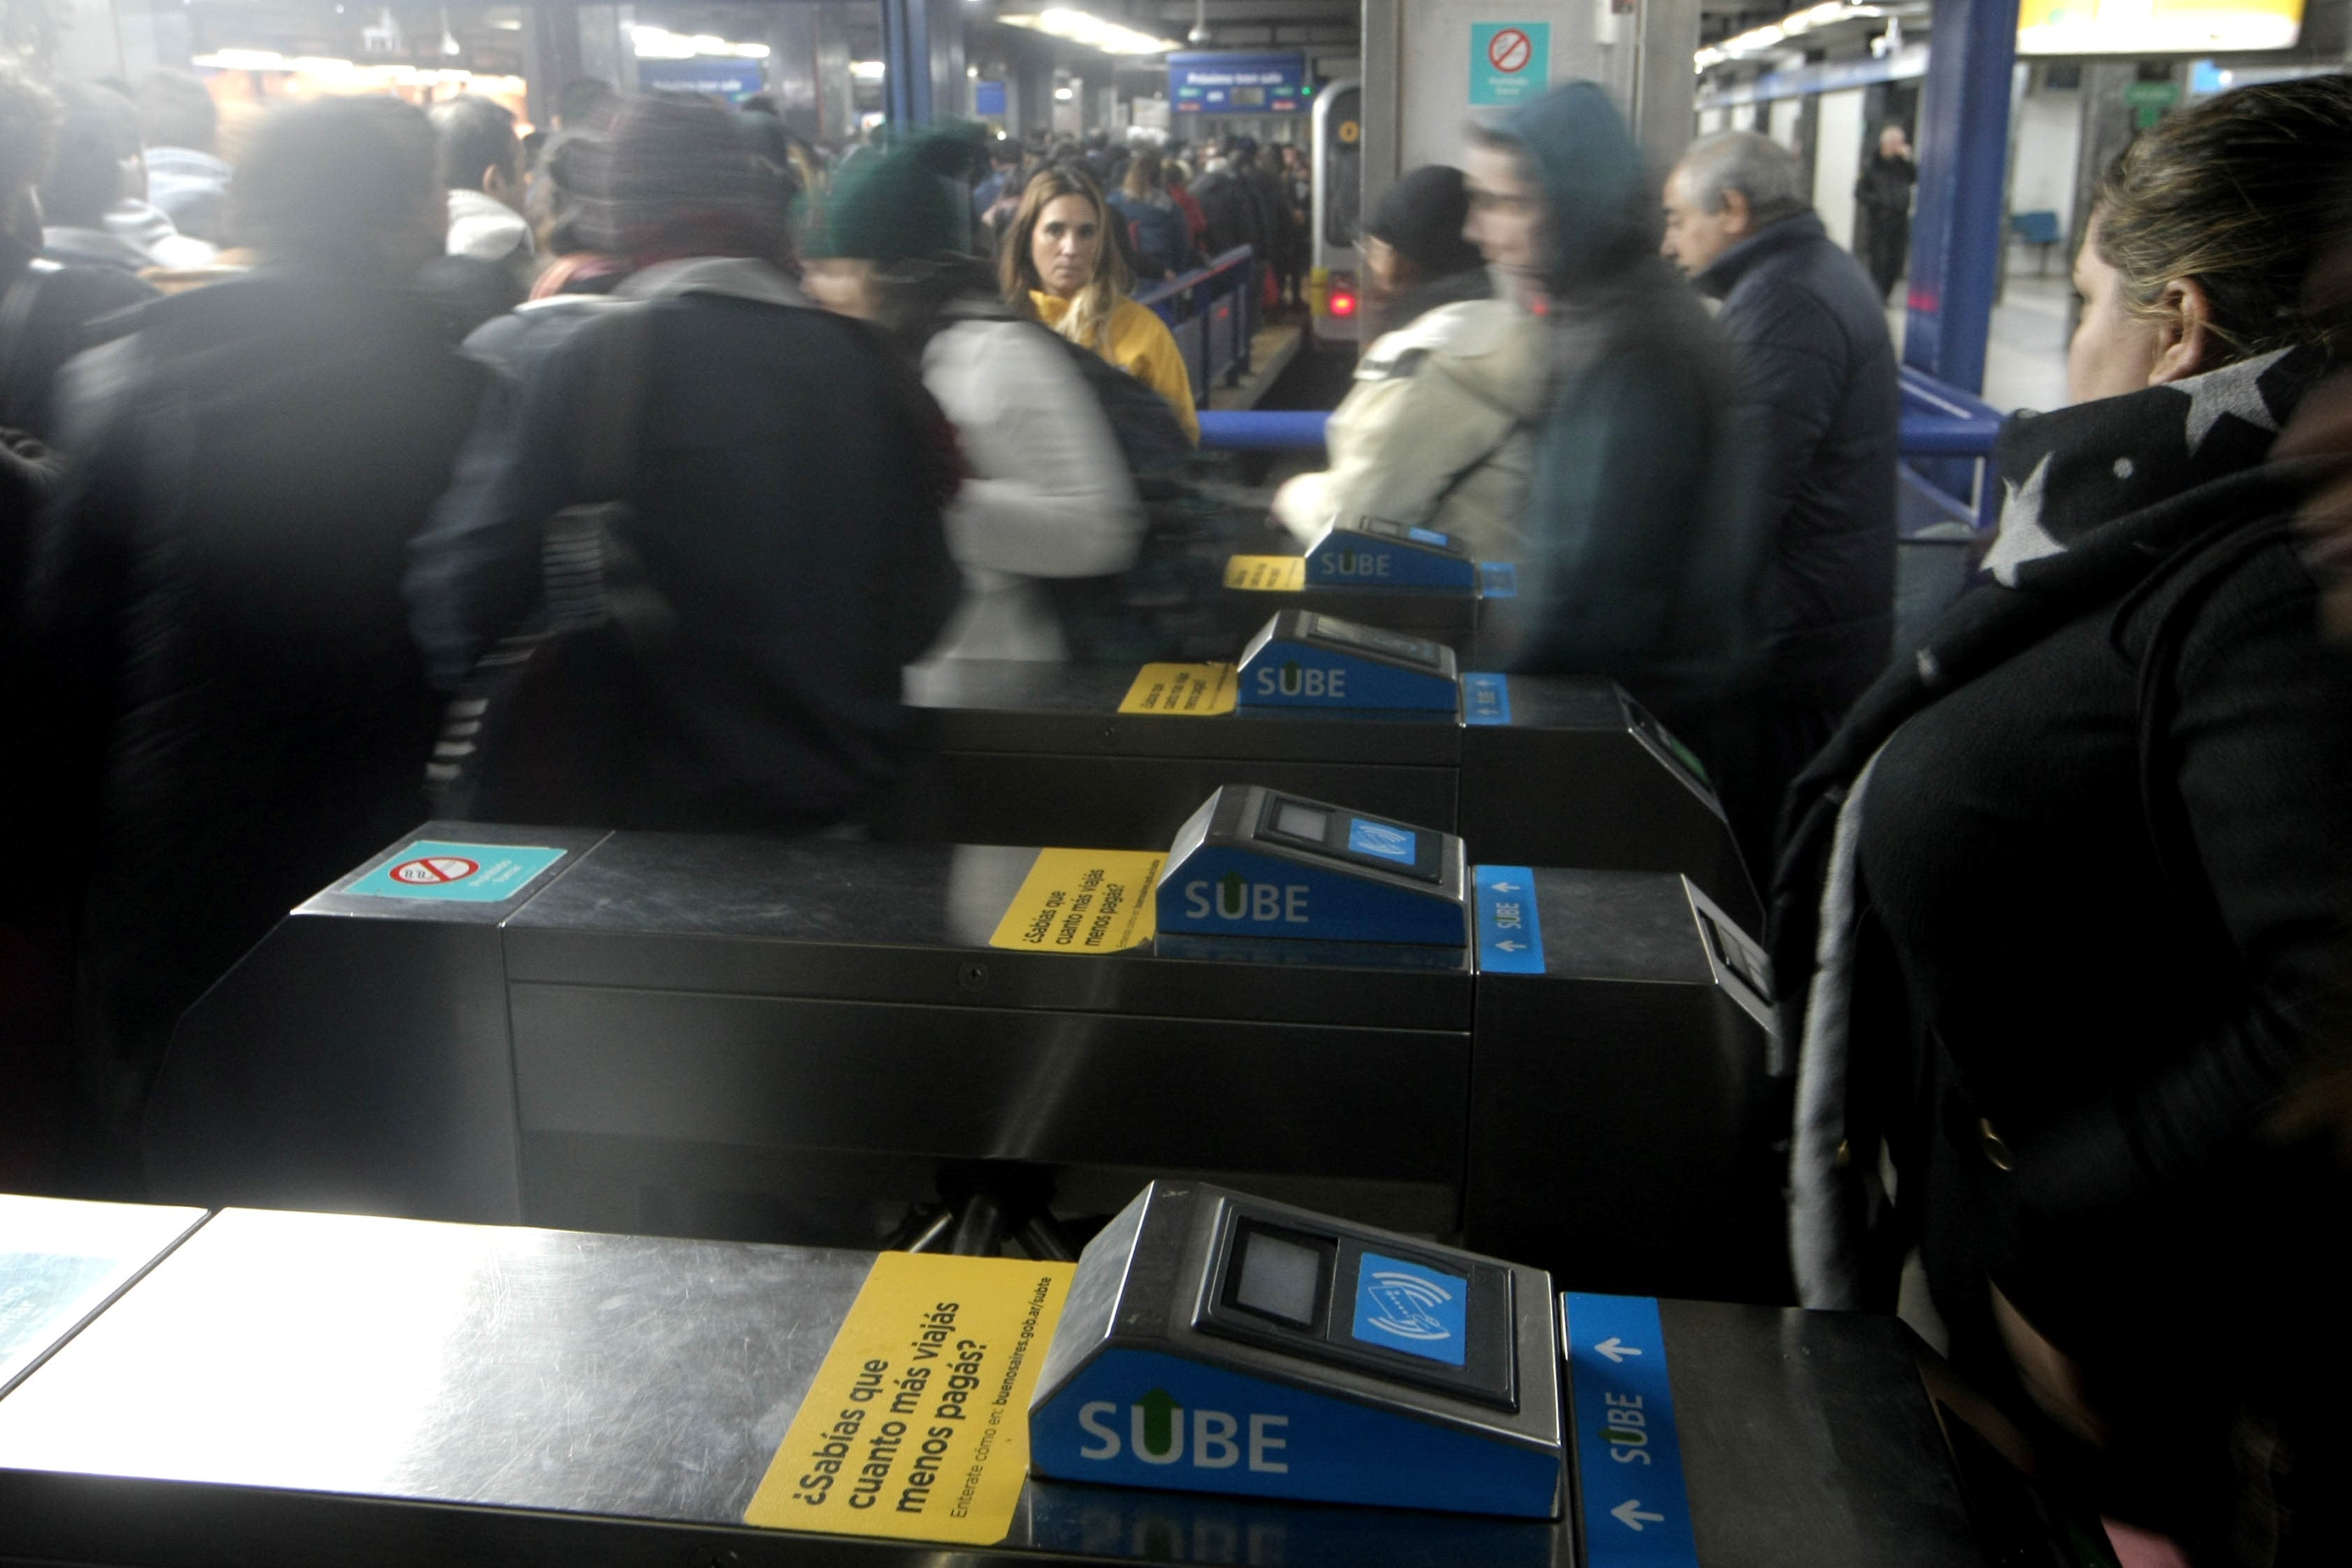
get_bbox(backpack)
[1025,321,1254,662]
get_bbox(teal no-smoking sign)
[1470,22,1549,106]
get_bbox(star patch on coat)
[1984,453,2061,586]
[2170,347,2291,454]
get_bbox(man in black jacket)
[1663,129,1899,872]
[26,94,490,1190]
[406,97,961,834]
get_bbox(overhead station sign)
[1170,52,1309,113]
[2017,0,2302,53]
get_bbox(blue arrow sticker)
[1461,672,1511,725]
[1472,864,1544,975]
[1562,1293,1699,1568]
[1479,561,1519,599]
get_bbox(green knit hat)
[807,120,985,263]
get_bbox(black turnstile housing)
[887,662,1759,929]
[146,824,1784,1301]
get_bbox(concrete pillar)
[522,6,586,133]
[577,5,637,95]
[50,0,125,82]
[1367,0,1700,217]
[113,0,196,80]
[767,5,826,140]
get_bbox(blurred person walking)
[24,95,492,1192]
[1774,78,2352,1565]
[1,65,157,447]
[408,96,959,833]
[1108,150,1193,280]
[1002,166,1198,442]
[1465,81,1757,753]
[1662,130,1898,874]
[1272,164,1543,560]
[132,70,229,245]
[803,126,1142,664]
[433,95,532,281]
[39,81,214,275]
[1854,124,1915,305]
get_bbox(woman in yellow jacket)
[999,167,1199,443]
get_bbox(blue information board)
[974,79,1007,117]
[1170,52,1308,114]
[636,57,764,102]
[1472,864,1545,974]
[1562,1293,1699,1568]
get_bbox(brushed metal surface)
[0,1196,207,1397]
[0,1207,869,1524]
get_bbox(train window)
[1323,85,1361,250]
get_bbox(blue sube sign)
[1562,1293,1699,1568]
[1170,51,1308,113]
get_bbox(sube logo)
[1075,1388,1291,1473]
[1254,660,1348,699]
[1182,871,1310,924]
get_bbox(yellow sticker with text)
[1117,662,1237,716]
[1224,554,1308,592]
[745,1252,1077,1544]
[988,848,1163,953]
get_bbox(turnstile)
[888,660,1756,929]
[145,819,1783,1302]
[0,1196,2040,1568]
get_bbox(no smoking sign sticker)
[1470,21,1550,106]
[343,839,569,903]
[393,855,479,885]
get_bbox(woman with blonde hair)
[999,166,1198,442]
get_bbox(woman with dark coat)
[1774,78,2352,1564]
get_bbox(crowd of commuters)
[4,57,2352,1564]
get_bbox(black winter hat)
[1365,164,1486,280]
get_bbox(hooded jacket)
[1490,84,1759,735]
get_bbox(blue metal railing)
[1899,367,2004,531]
[1196,365,2011,530]
[1135,245,1257,408]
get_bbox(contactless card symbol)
[1347,819,1416,865]
[1352,1252,1467,1365]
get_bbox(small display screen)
[1353,517,1410,540]
[1407,526,1453,548]
[1274,802,1331,843]
[1233,1230,1326,1327]
[1346,818,1418,866]
[1303,616,1447,669]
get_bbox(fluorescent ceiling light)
[851,59,887,80]
[999,8,1181,55]
[193,49,523,90]
[1697,0,1891,66]
[630,24,768,59]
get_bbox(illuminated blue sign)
[1170,52,1308,113]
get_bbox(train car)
[1309,75,1363,346]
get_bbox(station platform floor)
[1891,270,2074,416]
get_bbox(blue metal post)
[1901,0,2021,395]
[880,0,933,126]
